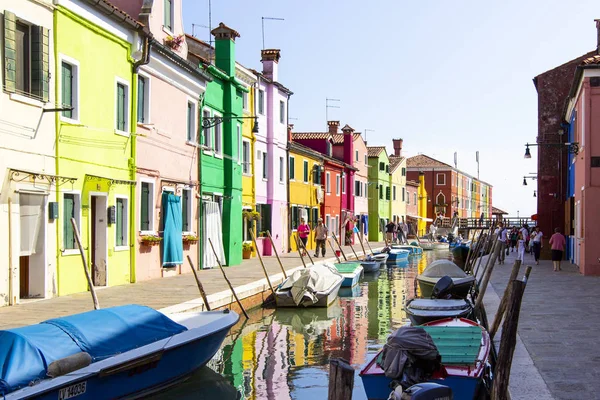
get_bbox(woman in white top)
[531,227,543,265]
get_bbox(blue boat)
[360,318,492,400]
[1,305,239,400]
[333,262,364,287]
[391,244,423,255]
[386,249,410,262]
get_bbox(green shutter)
[164,0,172,30]
[115,199,122,246]
[289,158,294,179]
[117,83,125,131]
[31,26,49,102]
[182,192,189,232]
[3,11,16,93]
[137,76,145,123]
[61,62,73,118]
[64,194,75,249]
[303,162,308,182]
[187,103,192,141]
[141,183,150,231]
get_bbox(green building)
[367,146,391,241]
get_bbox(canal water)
[152,250,452,400]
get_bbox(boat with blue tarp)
[333,262,364,287]
[0,305,238,399]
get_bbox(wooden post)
[332,233,347,261]
[294,235,309,268]
[249,229,276,297]
[266,230,287,279]
[489,260,521,340]
[348,242,359,260]
[186,255,211,311]
[464,228,483,273]
[208,238,249,319]
[380,220,389,247]
[475,238,501,310]
[364,233,375,255]
[296,233,315,265]
[358,231,368,258]
[328,239,341,263]
[71,218,99,310]
[328,358,354,400]
[491,279,528,400]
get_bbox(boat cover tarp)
[421,325,482,365]
[279,263,342,306]
[378,326,441,389]
[421,260,467,278]
[0,305,186,395]
[333,262,362,273]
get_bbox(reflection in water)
[156,250,449,400]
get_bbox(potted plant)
[242,242,253,259]
[140,235,162,246]
[183,234,199,244]
[243,210,261,221]
[165,34,184,50]
[258,231,267,238]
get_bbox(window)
[312,208,319,225]
[407,191,410,204]
[386,186,390,200]
[258,90,265,114]
[187,101,195,142]
[402,167,406,176]
[355,181,360,197]
[214,114,222,154]
[303,160,309,183]
[326,172,331,193]
[393,185,397,201]
[262,152,267,179]
[414,193,417,204]
[402,187,405,202]
[336,175,340,195]
[115,197,128,248]
[202,109,211,148]
[242,140,250,174]
[325,215,331,232]
[3,13,49,101]
[63,193,80,250]
[326,141,332,156]
[256,203,272,233]
[60,59,79,120]
[379,184,383,199]
[289,156,295,179]
[242,91,248,111]
[291,206,299,229]
[436,173,445,185]
[115,81,129,134]
[313,165,322,185]
[355,150,359,162]
[365,154,368,165]
[182,189,192,232]
[137,75,149,123]
[342,175,346,194]
[436,192,445,206]
[140,181,154,231]
[279,157,284,182]
[164,0,173,31]
[386,165,389,173]
[379,162,385,171]
[280,100,285,123]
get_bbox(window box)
[183,234,199,244]
[140,235,162,246]
[165,34,184,51]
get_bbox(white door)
[575,200,581,266]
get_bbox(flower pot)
[142,240,160,247]
[184,239,198,245]
[242,249,252,259]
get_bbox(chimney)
[341,124,354,167]
[288,124,294,142]
[261,49,280,81]
[328,121,339,134]
[392,138,403,157]
[211,22,240,76]
[596,19,600,54]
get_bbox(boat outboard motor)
[431,275,454,299]
[399,383,453,400]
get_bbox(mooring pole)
[71,218,99,310]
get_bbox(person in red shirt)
[549,227,566,272]
[297,217,310,256]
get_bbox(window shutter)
[116,199,123,246]
[182,192,189,232]
[117,84,125,130]
[3,11,17,93]
[289,158,294,179]
[63,195,75,249]
[386,186,390,200]
[303,162,308,182]
[61,63,73,118]
[137,76,145,123]
[31,26,49,102]
[141,183,150,231]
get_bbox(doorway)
[19,193,46,299]
[91,195,107,286]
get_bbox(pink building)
[563,50,600,275]
[406,181,419,236]
[111,0,210,280]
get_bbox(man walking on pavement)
[497,222,508,264]
[314,218,328,258]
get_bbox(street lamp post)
[524,142,579,158]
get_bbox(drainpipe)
[8,197,14,305]
[130,29,152,283]
[286,92,291,252]
[198,91,206,270]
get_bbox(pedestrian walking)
[510,228,518,252]
[496,223,508,264]
[313,218,328,258]
[520,224,530,253]
[385,220,396,243]
[549,227,566,271]
[516,232,525,262]
[531,226,543,265]
[297,217,310,256]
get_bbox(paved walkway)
[0,241,385,330]
[485,248,600,400]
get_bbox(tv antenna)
[326,98,340,124]
[364,129,375,143]
[262,17,285,49]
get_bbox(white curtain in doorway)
[203,201,225,268]
[19,194,45,256]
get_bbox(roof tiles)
[406,154,452,168]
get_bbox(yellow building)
[236,64,257,243]
[389,155,407,224]
[288,142,323,252]
[417,172,428,236]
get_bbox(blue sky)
[183,0,600,217]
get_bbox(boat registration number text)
[58,382,87,400]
